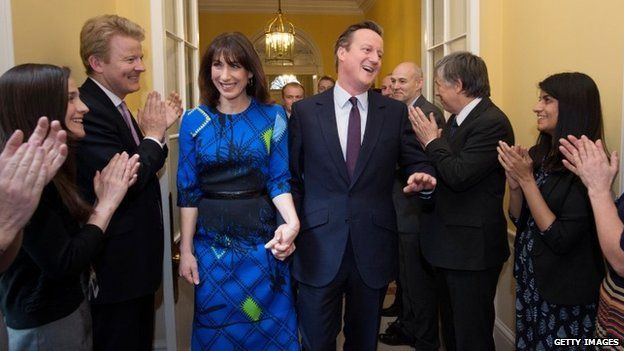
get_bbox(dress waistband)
[202,189,267,200]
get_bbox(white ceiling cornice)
[198,0,375,15]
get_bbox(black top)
[0,184,104,329]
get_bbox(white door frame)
[0,0,15,74]
[150,1,177,350]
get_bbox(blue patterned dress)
[177,98,299,350]
[514,166,597,351]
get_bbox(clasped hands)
[265,223,299,261]
[137,91,183,143]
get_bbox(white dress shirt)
[455,97,482,126]
[333,82,368,160]
[89,77,164,148]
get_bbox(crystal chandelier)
[265,0,295,65]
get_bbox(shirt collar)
[334,81,368,111]
[408,95,422,107]
[89,77,124,108]
[455,97,482,126]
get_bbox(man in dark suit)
[76,15,180,350]
[379,61,444,350]
[408,51,514,351]
[289,21,436,351]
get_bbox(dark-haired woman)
[0,64,139,350]
[177,32,299,349]
[497,72,605,350]
[560,135,624,344]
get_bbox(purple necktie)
[346,96,361,179]
[119,101,141,145]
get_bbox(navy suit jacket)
[288,88,434,289]
[76,78,167,304]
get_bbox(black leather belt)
[203,189,267,200]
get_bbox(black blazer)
[393,95,444,233]
[289,89,434,289]
[514,168,604,305]
[420,97,514,270]
[76,78,167,304]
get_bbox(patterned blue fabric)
[177,99,299,350]
[514,166,596,351]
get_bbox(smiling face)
[211,53,252,105]
[90,35,145,99]
[391,63,423,104]
[282,84,304,114]
[65,77,89,139]
[533,90,559,135]
[336,28,383,95]
[434,73,464,114]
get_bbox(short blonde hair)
[80,15,145,75]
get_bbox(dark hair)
[532,72,604,172]
[0,64,91,221]
[318,75,335,84]
[281,81,304,98]
[435,51,490,98]
[334,20,383,69]
[199,32,269,108]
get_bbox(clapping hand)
[408,105,442,147]
[265,223,298,261]
[165,92,183,129]
[93,152,140,210]
[497,141,533,188]
[0,117,67,250]
[137,91,167,142]
[559,135,618,195]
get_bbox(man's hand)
[165,92,183,129]
[408,106,441,148]
[403,172,437,193]
[137,91,167,142]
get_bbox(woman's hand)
[179,251,200,285]
[559,135,618,195]
[497,141,533,188]
[93,153,140,210]
[265,223,299,261]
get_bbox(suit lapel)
[81,78,141,149]
[316,95,350,185]
[350,91,385,188]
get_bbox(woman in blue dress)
[497,72,605,350]
[177,32,300,350]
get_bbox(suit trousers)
[433,264,503,351]
[397,232,439,351]
[297,239,386,351]
[91,294,155,351]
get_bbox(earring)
[248,76,254,87]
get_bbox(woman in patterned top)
[560,133,624,347]
[497,72,605,350]
[176,32,300,350]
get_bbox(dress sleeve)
[267,106,291,198]
[177,108,204,207]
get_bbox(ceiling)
[198,0,377,15]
